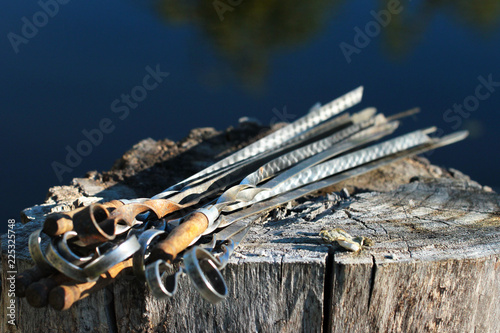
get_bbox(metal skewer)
[16,87,469,309]
[146,116,396,264]
[145,130,468,303]
[48,89,366,249]
[18,89,367,304]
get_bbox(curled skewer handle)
[149,212,210,263]
[48,258,133,311]
[15,265,54,297]
[105,199,185,226]
[133,229,166,281]
[43,212,78,237]
[42,200,124,236]
[183,247,228,304]
[25,274,73,308]
[76,199,184,246]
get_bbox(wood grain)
[2,142,499,333]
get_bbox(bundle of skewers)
[16,87,468,310]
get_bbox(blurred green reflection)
[156,0,339,89]
[383,0,500,57]
[153,0,500,87]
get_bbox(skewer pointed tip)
[387,107,421,121]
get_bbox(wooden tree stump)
[1,125,499,333]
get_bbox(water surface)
[1,0,499,233]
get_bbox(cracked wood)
[1,124,499,333]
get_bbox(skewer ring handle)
[29,229,56,273]
[144,260,181,299]
[133,229,166,281]
[183,247,227,304]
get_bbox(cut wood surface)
[1,125,499,333]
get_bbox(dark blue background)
[1,0,499,233]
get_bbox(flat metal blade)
[216,131,468,227]
[152,87,364,198]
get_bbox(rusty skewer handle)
[43,200,124,237]
[15,265,54,297]
[42,206,87,236]
[25,274,73,308]
[149,212,210,263]
[98,199,186,233]
[102,199,187,227]
[75,199,186,246]
[48,258,133,311]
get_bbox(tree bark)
[1,125,499,332]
